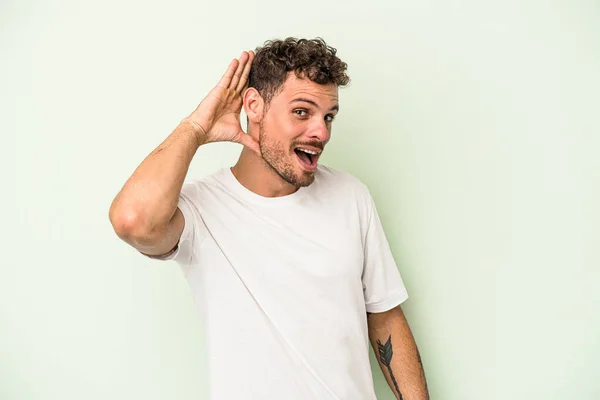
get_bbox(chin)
[282,166,317,188]
[266,157,317,188]
[294,172,316,187]
[257,132,319,188]
[290,154,320,187]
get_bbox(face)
[257,73,339,187]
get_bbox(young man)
[109,37,429,400]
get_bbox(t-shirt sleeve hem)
[365,290,409,313]
[140,195,195,262]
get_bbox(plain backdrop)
[2,0,599,399]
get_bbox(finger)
[235,50,254,93]
[229,51,248,91]
[238,131,261,155]
[217,58,239,89]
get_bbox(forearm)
[368,307,429,400]
[109,119,203,238]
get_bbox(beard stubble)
[258,122,316,188]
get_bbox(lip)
[294,146,323,154]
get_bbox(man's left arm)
[367,305,429,400]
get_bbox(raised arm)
[109,50,259,257]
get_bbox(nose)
[309,120,330,143]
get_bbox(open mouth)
[294,147,321,171]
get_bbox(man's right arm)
[108,120,204,257]
[108,50,258,258]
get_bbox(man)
[109,37,429,399]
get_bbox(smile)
[294,146,321,171]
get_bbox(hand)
[184,51,260,155]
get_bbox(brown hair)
[248,37,350,106]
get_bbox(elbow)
[109,203,160,246]
[110,207,139,240]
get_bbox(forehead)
[275,73,339,106]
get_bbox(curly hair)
[248,37,350,106]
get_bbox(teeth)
[298,148,318,155]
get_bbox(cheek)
[267,114,303,141]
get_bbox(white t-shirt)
[153,165,408,399]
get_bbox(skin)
[232,73,339,196]
[108,52,260,256]
[368,307,430,400]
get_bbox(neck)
[231,148,299,198]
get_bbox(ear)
[243,87,264,123]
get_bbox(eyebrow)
[290,98,339,112]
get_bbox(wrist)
[180,118,209,147]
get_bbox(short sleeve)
[362,193,409,313]
[143,180,207,265]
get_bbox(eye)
[293,109,308,117]
[325,114,336,122]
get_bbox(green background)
[2,0,599,398]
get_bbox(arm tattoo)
[376,335,403,400]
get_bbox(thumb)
[237,131,261,156]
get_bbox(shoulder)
[179,168,227,200]
[314,165,377,233]
[314,164,363,187]
[314,164,373,205]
